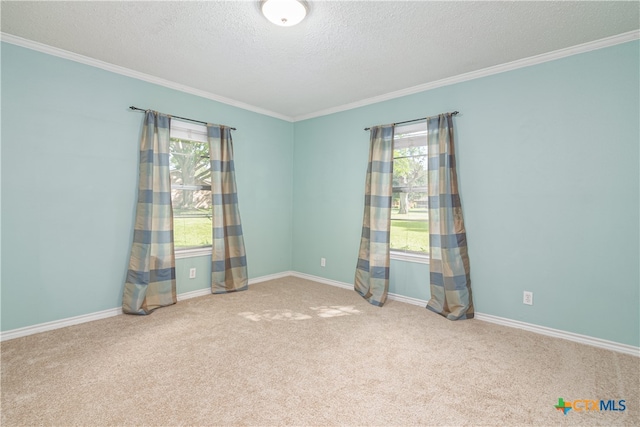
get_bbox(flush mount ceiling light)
[261,0,308,27]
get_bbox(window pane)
[174,215,212,249]
[391,123,428,255]
[170,137,212,250]
[170,138,211,188]
[391,191,429,254]
[172,189,212,249]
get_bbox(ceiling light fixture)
[261,0,307,27]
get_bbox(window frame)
[389,122,430,264]
[169,120,213,258]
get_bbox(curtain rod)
[363,111,459,131]
[129,106,236,130]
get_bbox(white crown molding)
[0,32,294,123]
[294,29,640,122]
[289,271,640,357]
[3,30,638,124]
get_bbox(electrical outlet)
[189,268,196,279]
[320,258,326,267]
[523,291,533,305]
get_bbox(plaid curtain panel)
[123,111,177,315]
[208,125,248,293]
[425,114,474,320]
[354,125,394,306]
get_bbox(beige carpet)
[1,276,638,426]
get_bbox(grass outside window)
[390,207,429,255]
[173,209,212,249]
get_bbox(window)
[391,122,429,262]
[169,121,212,256]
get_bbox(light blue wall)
[293,41,640,346]
[1,42,294,331]
[2,40,639,347]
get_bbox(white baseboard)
[290,271,353,290]
[249,271,294,285]
[290,271,430,306]
[0,271,294,342]
[176,272,294,302]
[3,271,639,357]
[176,289,211,301]
[290,271,640,357]
[474,313,640,358]
[0,307,123,342]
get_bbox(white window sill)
[175,247,212,259]
[390,251,430,264]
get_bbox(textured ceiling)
[1,1,639,120]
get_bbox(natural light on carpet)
[239,306,361,321]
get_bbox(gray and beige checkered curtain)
[208,125,248,293]
[123,111,177,315]
[425,114,474,320]
[354,125,394,306]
